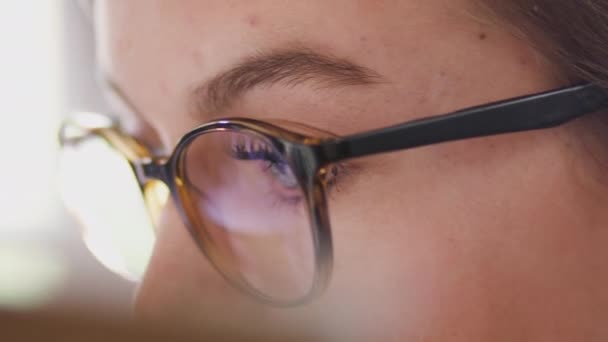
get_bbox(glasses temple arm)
[319,83,608,162]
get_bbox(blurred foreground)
[0,0,133,316]
[1,310,319,342]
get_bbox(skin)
[95,0,608,340]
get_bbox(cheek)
[134,201,241,325]
[135,200,302,333]
[323,132,607,333]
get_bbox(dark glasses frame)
[61,83,608,306]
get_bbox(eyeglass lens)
[178,130,316,302]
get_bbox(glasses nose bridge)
[135,157,171,185]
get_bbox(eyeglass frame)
[60,82,608,306]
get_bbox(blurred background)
[0,0,133,316]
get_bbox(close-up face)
[88,0,608,340]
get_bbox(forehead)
[96,0,552,144]
[98,0,478,82]
[98,0,477,47]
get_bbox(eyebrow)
[192,48,383,116]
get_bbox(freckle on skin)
[479,33,487,40]
[246,15,259,27]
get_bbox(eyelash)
[231,141,302,206]
[230,140,346,206]
[231,142,284,172]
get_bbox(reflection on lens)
[178,130,315,302]
[59,135,159,281]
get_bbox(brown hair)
[480,1,608,88]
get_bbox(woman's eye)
[230,139,299,191]
[228,134,346,200]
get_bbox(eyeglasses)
[58,83,608,306]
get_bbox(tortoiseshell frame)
[60,83,608,306]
